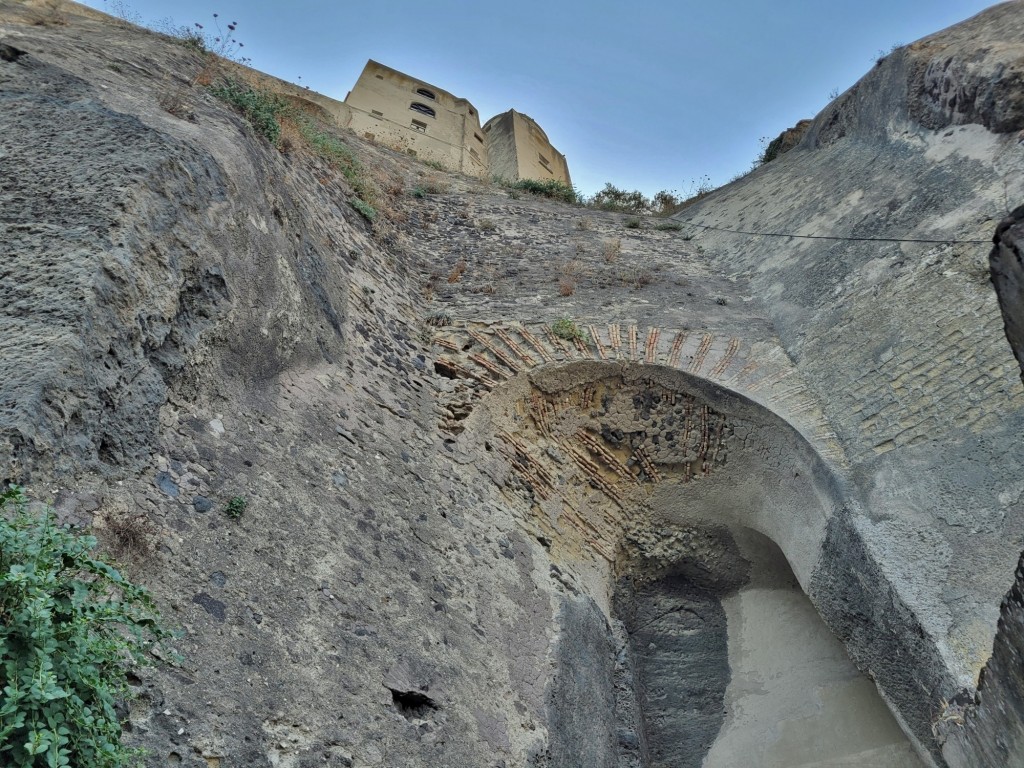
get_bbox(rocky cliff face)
[991,205,1024,380]
[2,1,1024,767]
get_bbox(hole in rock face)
[389,687,439,719]
[433,360,460,379]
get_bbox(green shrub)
[350,199,377,221]
[291,117,378,210]
[551,317,587,342]
[497,178,579,204]
[208,77,287,144]
[654,222,682,231]
[624,218,641,229]
[223,496,247,519]
[588,183,649,213]
[0,485,172,767]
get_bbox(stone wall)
[484,109,572,185]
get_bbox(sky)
[82,0,1001,197]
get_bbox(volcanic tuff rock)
[2,1,1024,767]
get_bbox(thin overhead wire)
[686,220,991,245]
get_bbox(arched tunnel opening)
[462,360,932,767]
[611,526,920,767]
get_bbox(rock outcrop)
[991,205,1024,381]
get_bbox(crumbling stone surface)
[940,552,1024,766]
[762,118,812,162]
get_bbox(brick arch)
[442,352,952,761]
[461,358,841,591]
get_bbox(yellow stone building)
[483,109,571,187]
[344,60,489,178]
[343,61,570,185]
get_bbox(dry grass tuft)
[101,511,155,561]
[29,0,67,25]
[276,115,306,155]
[602,237,622,263]
[447,258,467,283]
[559,259,583,296]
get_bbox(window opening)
[411,119,427,133]
[416,87,436,100]
[410,102,436,118]
[371,110,383,119]
[475,133,484,144]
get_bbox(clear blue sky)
[83,0,1000,197]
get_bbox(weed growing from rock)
[559,259,583,296]
[602,237,622,263]
[499,178,579,204]
[223,496,247,519]
[447,259,467,284]
[551,317,586,342]
[350,198,377,221]
[0,485,173,767]
[208,77,286,142]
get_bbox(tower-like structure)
[483,109,571,186]
[344,60,489,178]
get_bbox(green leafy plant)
[223,496,247,520]
[289,115,379,213]
[0,485,172,767]
[350,199,377,221]
[551,317,587,343]
[496,178,579,204]
[654,222,682,231]
[624,218,641,229]
[208,77,287,143]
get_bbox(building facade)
[343,62,570,185]
[483,109,571,186]
[344,61,489,178]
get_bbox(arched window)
[416,87,436,100]
[410,102,436,118]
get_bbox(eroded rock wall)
[990,205,1024,381]
[3,1,1024,766]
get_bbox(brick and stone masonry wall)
[940,207,1024,767]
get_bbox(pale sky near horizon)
[81,0,1001,197]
